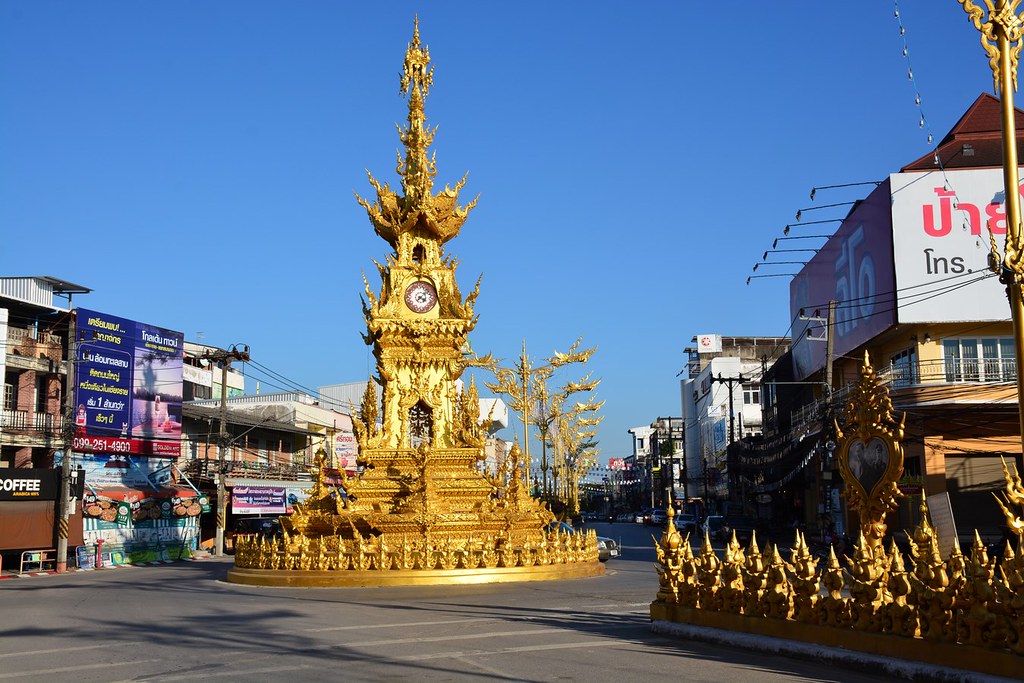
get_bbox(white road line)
[342,628,555,647]
[0,659,160,680]
[395,640,610,661]
[340,623,640,649]
[132,664,313,682]
[299,616,501,633]
[0,642,143,659]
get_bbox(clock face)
[404,281,438,314]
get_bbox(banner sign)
[889,168,1010,323]
[790,181,897,380]
[334,431,358,471]
[232,486,287,514]
[75,454,202,524]
[73,308,184,457]
[0,468,60,501]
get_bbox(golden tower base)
[228,562,604,588]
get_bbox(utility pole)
[202,344,250,557]
[712,373,746,510]
[56,314,77,573]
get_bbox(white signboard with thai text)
[889,169,1011,323]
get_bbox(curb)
[0,555,214,580]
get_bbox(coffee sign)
[0,468,61,501]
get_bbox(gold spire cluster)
[356,17,477,249]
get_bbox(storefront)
[0,467,83,553]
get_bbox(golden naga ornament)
[834,352,905,552]
[229,19,601,587]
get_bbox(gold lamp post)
[545,395,604,516]
[961,0,1024,465]
[486,338,596,492]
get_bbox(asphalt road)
[0,522,907,682]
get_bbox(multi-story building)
[0,276,90,560]
[679,335,790,513]
[1,276,90,468]
[761,93,1024,537]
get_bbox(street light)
[783,219,842,235]
[747,274,799,285]
[772,235,828,249]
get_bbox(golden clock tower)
[229,20,602,584]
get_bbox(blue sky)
[0,2,1004,464]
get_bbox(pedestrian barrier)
[19,549,56,573]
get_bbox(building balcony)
[5,326,64,373]
[0,409,64,434]
[180,457,310,483]
[790,357,1018,430]
[879,357,1016,387]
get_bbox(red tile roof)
[901,93,1024,171]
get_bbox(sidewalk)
[0,549,216,580]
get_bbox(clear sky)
[0,2,1005,466]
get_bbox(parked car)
[648,508,668,526]
[596,536,620,562]
[546,520,617,561]
[721,515,759,545]
[676,513,698,535]
[616,512,634,523]
[701,515,725,542]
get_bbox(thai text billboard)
[73,308,184,457]
[889,169,1010,323]
[232,486,287,514]
[790,181,897,380]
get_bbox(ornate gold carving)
[961,0,1023,94]
[232,21,598,583]
[835,353,905,551]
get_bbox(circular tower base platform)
[227,561,605,587]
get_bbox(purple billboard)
[789,181,897,380]
[72,308,184,457]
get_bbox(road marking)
[342,627,555,647]
[130,664,313,682]
[0,642,142,659]
[341,623,642,649]
[395,640,612,661]
[300,616,500,633]
[0,659,160,680]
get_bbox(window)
[35,375,48,413]
[944,337,1015,382]
[409,401,433,448]
[636,437,644,451]
[2,382,13,411]
[742,383,760,405]
[890,347,918,386]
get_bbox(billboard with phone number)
[73,308,183,457]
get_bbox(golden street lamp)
[960,0,1024,467]
[485,338,596,490]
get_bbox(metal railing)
[879,357,1017,387]
[180,457,310,482]
[0,409,63,433]
[1,409,27,429]
[789,357,1016,429]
